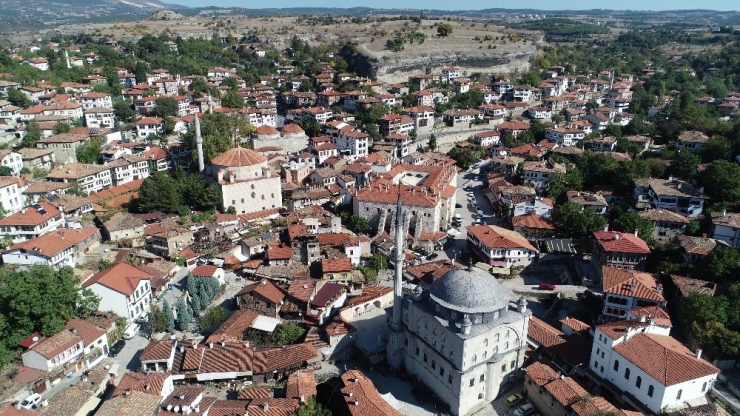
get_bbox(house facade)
[466,225,538,268]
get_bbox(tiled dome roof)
[211,147,266,167]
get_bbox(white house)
[135,117,164,138]
[545,127,586,146]
[466,224,538,267]
[333,128,369,160]
[84,107,115,129]
[0,178,24,214]
[522,161,567,191]
[474,131,501,147]
[84,262,153,323]
[79,92,112,110]
[711,211,740,249]
[23,58,49,71]
[0,150,24,176]
[21,318,107,373]
[600,266,666,321]
[2,227,99,270]
[0,201,65,243]
[590,319,718,413]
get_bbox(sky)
[160,0,739,11]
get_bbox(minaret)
[387,184,405,369]
[195,114,205,173]
[65,50,71,69]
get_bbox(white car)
[20,393,42,410]
[513,403,534,416]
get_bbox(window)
[448,374,453,384]
[416,347,420,356]
[504,342,509,350]
[676,390,682,400]
[613,360,619,371]
[482,351,487,359]
[472,355,477,363]
[478,393,484,400]
[483,338,488,347]
[423,354,427,363]
[702,382,707,392]
[440,367,444,376]
[648,385,654,397]
[450,311,457,320]
[470,379,475,387]
[494,333,500,342]
[636,376,642,388]
[596,348,600,355]
[624,368,630,379]
[594,361,599,368]
[502,364,507,372]
[480,374,485,382]
[431,360,436,370]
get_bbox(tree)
[368,252,388,270]
[701,160,740,203]
[672,150,700,180]
[428,133,437,151]
[54,122,71,134]
[700,246,740,282]
[0,167,12,176]
[547,168,584,201]
[135,61,149,84]
[611,212,654,244]
[692,320,740,359]
[78,288,101,317]
[137,172,181,213]
[292,397,331,416]
[437,23,453,37]
[176,297,192,331]
[519,71,541,87]
[6,88,31,108]
[347,215,370,234]
[21,120,41,147]
[273,322,306,345]
[698,136,731,163]
[221,89,244,108]
[680,292,726,327]
[148,304,168,333]
[199,306,226,331]
[182,113,255,164]
[552,202,607,236]
[113,100,136,123]
[152,97,178,118]
[0,265,84,366]
[220,77,238,90]
[162,299,175,332]
[448,147,480,170]
[76,137,103,164]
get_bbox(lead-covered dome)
[429,267,510,314]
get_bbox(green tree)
[273,322,306,345]
[0,167,12,176]
[701,160,740,203]
[78,288,101,317]
[292,397,331,416]
[448,147,479,170]
[113,100,136,123]
[152,97,178,118]
[368,252,388,270]
[199,306,226,331]
[75,137,103,164]
[190,77,208,99]
[221,89,245,108]
[547,168,584,201]
[220,77,238,90]
[182,113,254,164]
[519,71,541,87]
[137,172,181,213]
[437,23,453,37]
[134,61,149,84]
[54,122,71,134]
[163,299,175,332]
[611,212,654,244]
[698,136,731,163]
[6,88,31,108]
[176,297,192,331]
[700,246,740,282]
[347,215,370,234]
[672,150,700,180]
[426,133,437,151]
[298,118,322,137]
[21,120,41,147]
[148,304,168,333]
[692,320,740,359]
[552,202,607,236]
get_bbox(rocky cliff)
[341,42,537,84]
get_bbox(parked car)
[538,283,557,291]
[109,340,125,357]
[455,203,462,208]
[135,313,148,324]
[514,403,534,416]
[20,393,42,410]
[427,253,439,260]
[123,323,140,340]
[505,393,524,406]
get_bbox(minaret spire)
[195,114,205,173]
[391,184,404,331]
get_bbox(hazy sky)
[161,0,739,11]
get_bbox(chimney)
[639,315,646,323]
[723,209,727,217]
[603,224,609,232]
[629,282,635,292]
[634,229,638,237]
[695,349,702,359]
[209,342,213,349]
[348,392,353,397]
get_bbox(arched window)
[472,355,477,363]
[478,393,484,400]
[676,389,682,400]
[648,385,654,397]
[494,333,500,342]
[504,342,509,350]
[482,351,487,359]
[636,376,642,388]
[613,360,619,371]
[624,368,630,379]
[251,184,255,189]
[493,346,499,353]
[483,338,489,347]
[251,192,256,198]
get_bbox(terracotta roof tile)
[670,275,716,297]
[601,266,664,303]
[84,262,151,296]
[529,317,566,348]
[560,317,590,333]
[676,235,728,255]
[593,231,650,254]
[466,224,538,252]
[236,279,287,304]
[285,370,317,400]
[321,257,352,273]
[613,332,718,386]
[511,214,555,230]
[7,228,98,258]
[340,370,401,416]
[638,209,690,224]
[0,201,60,226]
[211,147,267,167]
[140,340,173,362]
[627,306,672,327]
[205,309,259,344]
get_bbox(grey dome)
[429,267,510,313]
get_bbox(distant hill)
[0,0,188,34]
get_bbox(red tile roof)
[466,224,538,251]
[84,262,151,296]
[321,257,352,273]
[236,279,287,304]
[7,228,98,258]
[140,340,174,362]
[0,201,60,226]
[192,265,219,277]
[205,309,259,344]
[613,333,718,386]
[593,230,650,254]
[601,266,665,303]
[511,214,555,230]
[340,370,402,416]
[211,147,267,167]
[529,317,566,348]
